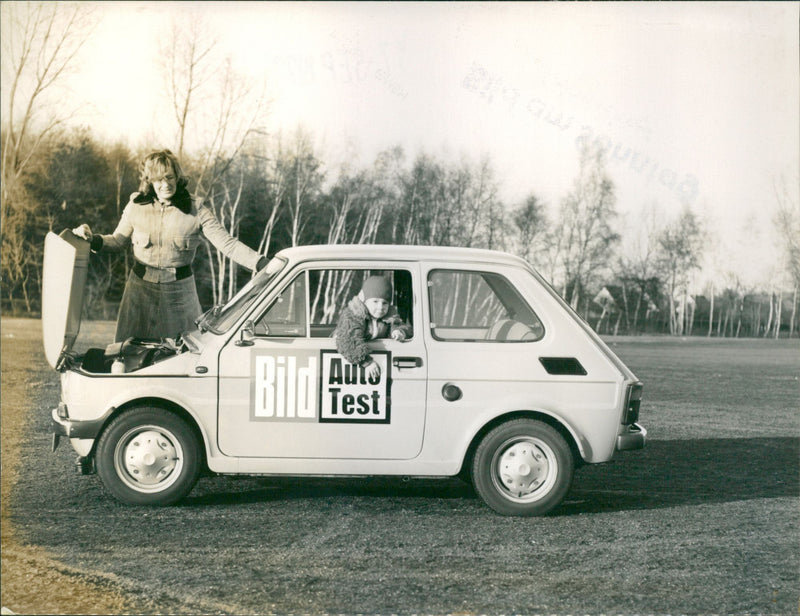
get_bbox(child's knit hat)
[361,276,392,301]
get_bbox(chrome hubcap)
[492,437,556,502]
[124,430,177,485]
[115,426,183,492]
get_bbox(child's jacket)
[334,297,413,365]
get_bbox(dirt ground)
[1,319,170,615]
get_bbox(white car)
[45,230,646,516]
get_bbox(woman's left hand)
[72,224,93,241]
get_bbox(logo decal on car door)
[251,350,392,424]
[319,350,391,424]
[252,351,318,420]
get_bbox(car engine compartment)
[60,337,181,374]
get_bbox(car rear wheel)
[472,418,574,516]
[96,406,201,506]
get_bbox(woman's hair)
[137,149,188,194]
[135,149,192,210]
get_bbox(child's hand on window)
[364,360,381,380]
[391,330,406,342]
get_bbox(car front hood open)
[42,230,91,369]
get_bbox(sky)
[4,1,799,289]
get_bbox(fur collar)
[132,185,192,214]
[347,296,370,319]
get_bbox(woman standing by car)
[73,149,266,342]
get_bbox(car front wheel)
[96,406,201,506]
[472,418,574,516]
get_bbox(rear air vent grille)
[538,357,587,376]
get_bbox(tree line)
[2,2,798,338]
[2,127,798,339]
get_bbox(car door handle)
[393,356,423,369]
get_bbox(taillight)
[622,382,643,425]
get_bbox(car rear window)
[428,269,544,342]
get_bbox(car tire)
[96,406,201,506]
[472,418,574,516]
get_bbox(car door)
[422,265,550,428]
[217,264,428,460]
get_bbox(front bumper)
[51,407,107,452]
[616,422,647,451]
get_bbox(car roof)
[274,244,533,269]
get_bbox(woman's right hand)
[72,224,93,241]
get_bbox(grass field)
[2,318,798,615]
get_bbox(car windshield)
[198,256,288,334]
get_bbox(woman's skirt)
[114,271,203,342]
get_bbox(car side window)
[254,268,414,339]
[428,269,544,342]
[254,272,308,337]
[308,269,414,338]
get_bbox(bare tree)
[460,156,503,250]
[658,207,705,335]
[431,155,504,250]
[1,1,93,310]
[553,143,620,311]
[717,277,744,338]
[326,171,384,246]
[256,144,289,259]
[309,165,389,324]
[203,168,247,303]
[192,58,268,199]
[390,153,504,250]
[281,129,323,247]
[705,279,715,337]
[164,18,216,160]
[773,175,800,337]
[511,194,549,269]
[617,202,664,333]
[1,2,91,207]
[162,17,268,196]
[397,153,445,245]
[371,146,407,243]
[161,16,269,303]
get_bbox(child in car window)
[335,275,413,380]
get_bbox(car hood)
[42,230,91,369]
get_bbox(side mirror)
[235,320,255,347]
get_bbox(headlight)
[56,402,69,419]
